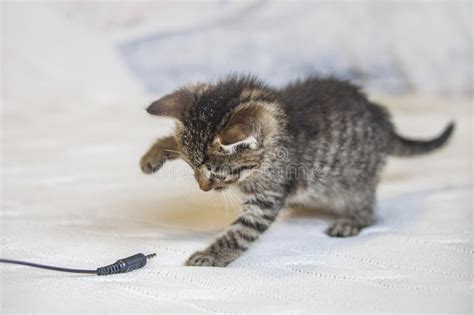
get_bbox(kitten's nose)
[197,175,213,192]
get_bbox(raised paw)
[326,219,361,237]
[185,251,223,267]
[139,154,163,174]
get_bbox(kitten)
[140,75,454,267]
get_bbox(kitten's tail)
[390,122,455,157]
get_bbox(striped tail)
[390,122,455,157]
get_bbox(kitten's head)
[146,76,282,192]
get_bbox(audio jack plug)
[96,253,156,275]
[0,253,156,276]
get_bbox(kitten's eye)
[212,173,225,181]
[229,164,258,175]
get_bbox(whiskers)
[163,149,182,159]
[152,158,243,217]
[219,187,242,217]
[204,186,241,218]
[163,149,181,154]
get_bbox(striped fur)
[141,75,455,267]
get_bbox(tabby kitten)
[140,76,454,267]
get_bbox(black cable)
[0,259,96,274]
[0,253,156,276]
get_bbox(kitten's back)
[279,76,392,139]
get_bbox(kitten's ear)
[215,126,258,154]
[218,124,258,145]
[214,106,260,153]
[146,89,193,121]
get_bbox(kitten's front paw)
[140,154,163,174]
[185,251,223,267]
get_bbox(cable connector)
[96,253,156,276]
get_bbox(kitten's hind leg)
[326,207,374,237]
